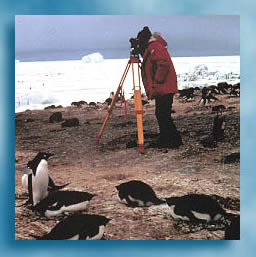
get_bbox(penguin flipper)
[48,183,70,192]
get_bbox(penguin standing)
[200,109,225,148]
[36,214,110,240]
[34,190,95,218]
[22,173,70,195]
[165,194,226,223]
[116,180,165,207]
[27,152,54,205]
[212,109,225,142]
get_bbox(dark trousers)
[155,94,182,147]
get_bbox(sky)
[15,15,240,60]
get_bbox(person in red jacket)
[141,32,183,149]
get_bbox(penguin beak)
[46,152,54,159]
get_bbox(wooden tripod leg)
[134,89,144,153]
[96,61,131,142]
[131,62,144,153]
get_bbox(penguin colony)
[18,89,239,240]
[21,152,110,240]
[19,152,239,240]
[176,82,240,104]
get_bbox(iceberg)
[81,52,104,63]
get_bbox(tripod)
[96,56,145,153]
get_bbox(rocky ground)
[15,91,240,240]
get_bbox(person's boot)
[168,132,183,148]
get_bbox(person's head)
[149,32,162,42]
[136,26,152,56]
[149,32,168,48]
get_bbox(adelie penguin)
[200,109,225,148]
[35,214,110,240]
[165,194,226,223]
[22,173,70,195]
[115,180,165,207]
[26,152,54,205]
[33,190,95,218]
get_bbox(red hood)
[149,34,168,47]
[155,35,168,47]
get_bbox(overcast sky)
[15,15,240,60]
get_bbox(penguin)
[21,173,33,206]
[22,173,70,194]
[115,180,165,207]
[36,214,110,240]
[225,216,240,240]
[27,152,54,205]
[33,190,95,218]
[200,110,225,148]
[165,194,226,223]
[212,104,226,113]
[212,110,225,141]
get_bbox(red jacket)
[141,35,177,99]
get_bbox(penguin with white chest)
[36,214,111,240]
[116,180,165,207]
[34,190,95,218]
[166,194,226,223]
[27,152,54,206]
[22,172,70,196]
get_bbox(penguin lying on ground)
[33,190,95,218]
[165,194,226,223]
[225,215,240,240]
[26,152,54,205]
[116,180,165,207]
[35,214,110,240]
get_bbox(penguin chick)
[34,190,95,218]
[166,194,226,223]
[36,214,110,240]
[116,180,165,207]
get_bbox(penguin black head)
[115,185,125,200]
[165,197,179,206]
[27,152,54,175]
[97,216,111,226]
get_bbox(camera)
[129,37,140,57]
[129,26,152,58]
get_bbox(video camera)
[129,26,152,58]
